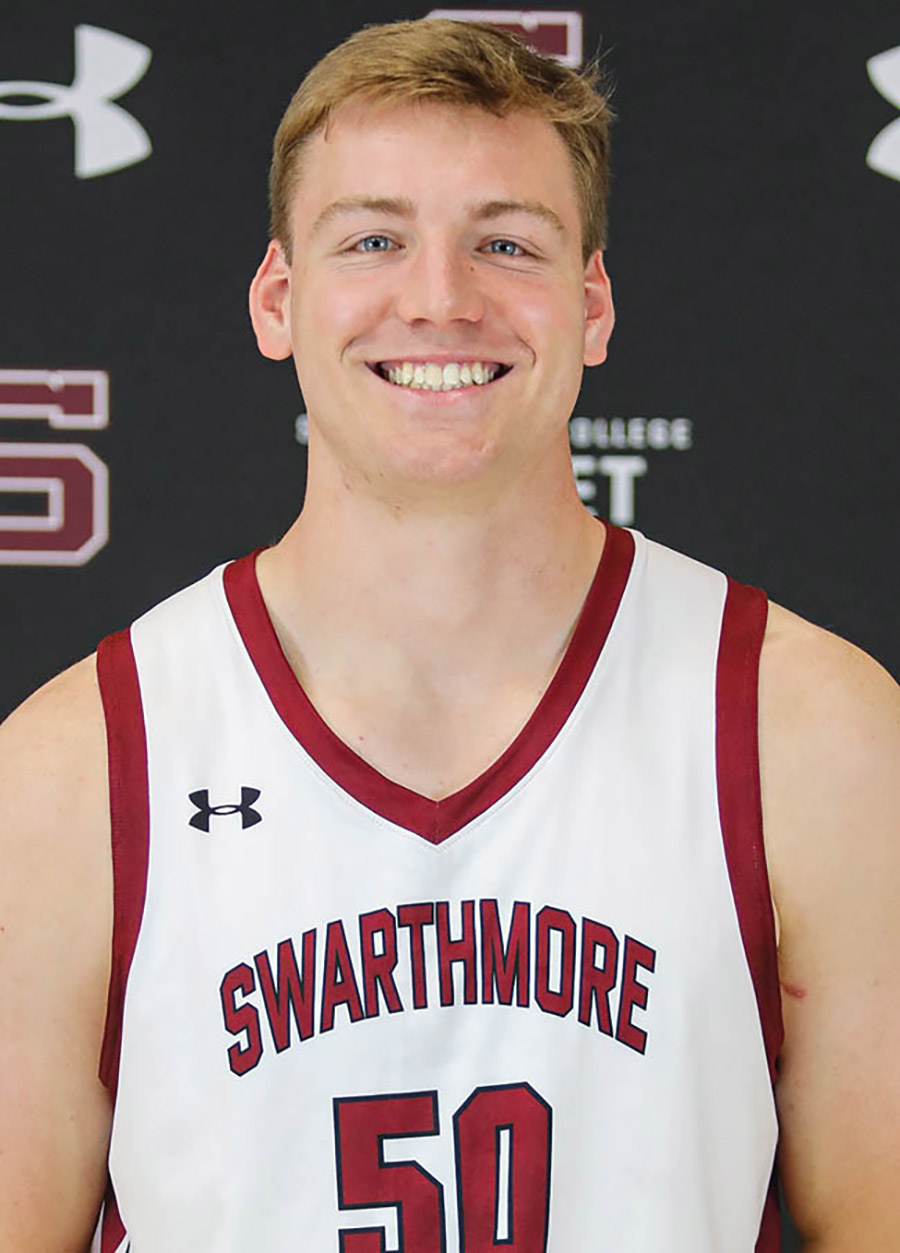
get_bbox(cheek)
[506,272,583,331]
[292,275,390,369]
[513,287,586,374]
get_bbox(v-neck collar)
[223,524,635,843]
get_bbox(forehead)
[290,101,581,234]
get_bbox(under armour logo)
[0,25,152,178]
[867,46,900,183]
[189,787,263,832]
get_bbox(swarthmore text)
[220,898,657,1074]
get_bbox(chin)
[388,429,501,479]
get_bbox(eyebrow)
[310,195,566,237]
[473,199,567,236]
[311,196,415,236]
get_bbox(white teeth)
[379,361,501,391]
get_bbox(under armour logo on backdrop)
[867,46,900,183]
[189,787,263,832]
[0,25,152,178]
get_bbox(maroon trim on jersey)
[224,524,635,844]
[96,628,151,1096]
[717,581,784,1249]
[100,1180,128,1251]
[716,579,783,1082]
[755,1174,783,1252]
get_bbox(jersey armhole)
[96,627,150,1097]
[94,1189,128,1253]
[717,579,784,1252]
[716,579,783,1080]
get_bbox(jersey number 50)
[334,1082,552,1252]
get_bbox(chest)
[112,679,776,1253]
[102,534,781,1250]
[298,669,561,800]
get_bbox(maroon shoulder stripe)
[96,627,150,1097]
[755,1176,782,1253]
[716,578,783,1250]
[99,1180,129,1251]
[225,524,635,844]
[715,577,782,1079]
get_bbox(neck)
[254,454,606,798]
[259,454,603,687]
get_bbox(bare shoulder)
[759,603,900,897]
[0,652,110,896]
[758,605,900,1245]
[760,600,900,748]
[2,651,107,771]
[759,599,900,952]
[0,654,111,881]
[0,658,113,1250]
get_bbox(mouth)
[368,360,513,392]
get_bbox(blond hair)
[269,19,613,261]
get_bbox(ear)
[582,250,615,367]
[248,241,293,361]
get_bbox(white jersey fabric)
[95,524,783,1252]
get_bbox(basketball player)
[1,19,899,1253]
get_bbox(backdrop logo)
[867,46,900,182]
[0,25,152,178]
[569,416,693,525]
[0,370,109,566]
[426,10,583,67]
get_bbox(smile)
[371,361,511,391]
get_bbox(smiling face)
[250,101,614,507]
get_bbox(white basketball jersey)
[94,525,783,1252]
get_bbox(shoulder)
[760,598,899,706]
[0,653,112,1021]
[3,648,105,726]
[756,605,900,1241]
[0,654,111,977]
[1,653,108,814]
[758,601,900,925]
[0,652,111,962]
[759,603,900,841]
[0,658,113,1246]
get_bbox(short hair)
[269,19,613,262]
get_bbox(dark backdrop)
[3,5,899,1247]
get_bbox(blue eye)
[487,239,524,256]
[355,235,394,252]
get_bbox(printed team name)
[220,900,657,1076]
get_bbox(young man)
[1,19,898,1252]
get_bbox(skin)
[1,100,899,1250]
[248,102,615,792]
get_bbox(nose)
[394,239,485,328]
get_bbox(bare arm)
[0,658,113,1251]
[760,605,900,1250]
